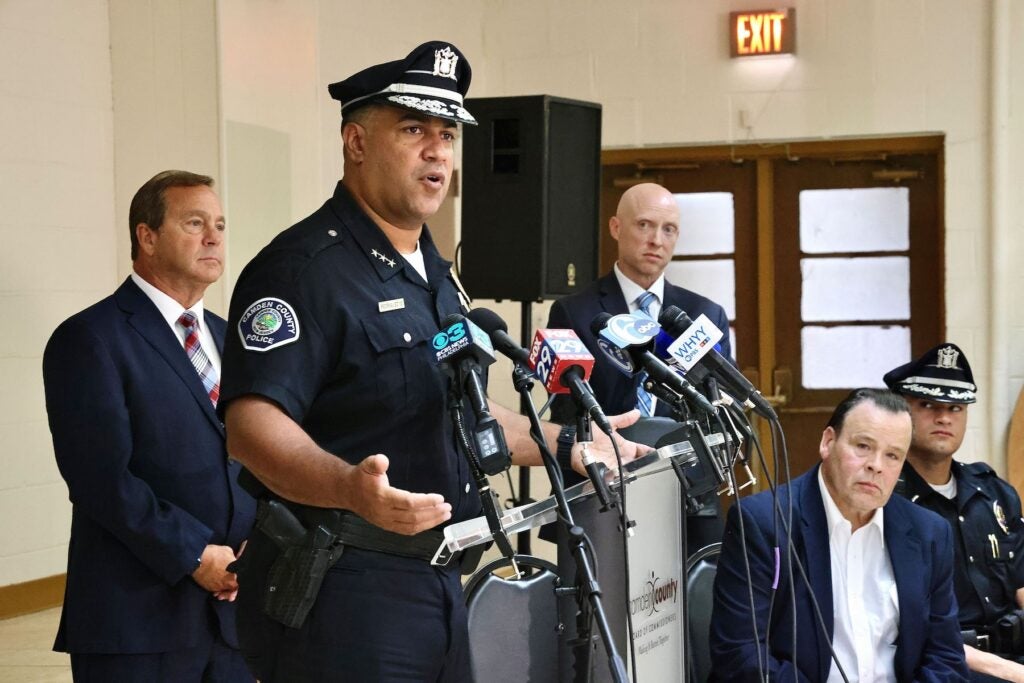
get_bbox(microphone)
[467,310,614,507]
[529,328,617,508]
[465,307,531,367]
[591,312,716,415]
[657,306,777,420]
[433,314,511,474]
[528,328,613,436]
[434,313,496,368]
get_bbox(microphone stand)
[576,412,618,513]
[701,377,755,495]
[517,301,533,555]
[447,364,519,576]
[509,361,629,683]
[644,379,732,683]
[644,381,726,501]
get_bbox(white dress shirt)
[819,469,900,683]
[613,263,665,321]
[130,272,222,377]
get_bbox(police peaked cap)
[883,342,977,404]
[328,41,476,125]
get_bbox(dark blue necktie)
[634,292,657,415]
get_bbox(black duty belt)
[963,609,1024,656]
[293,504,450,564]
[240,468,463,566]
[250,499,467,629]
[332,511,445,562]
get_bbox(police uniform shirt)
[900,460,1024,626]
[219,182,478,522]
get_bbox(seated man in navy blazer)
[546,182,731,550]
[709,388,968,682]
[42,170,256,681]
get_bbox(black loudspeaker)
[459,95,601,301]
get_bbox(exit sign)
[730,9,796,57]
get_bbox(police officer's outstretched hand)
[347,454,453,535]
[570,409,652,477]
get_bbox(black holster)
[963,609,1024,656]
[995,609,1024,655]
[257,499,344,629]
[237,464,480,628]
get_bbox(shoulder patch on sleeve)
[238,298,301,352]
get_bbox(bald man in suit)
[547,182,731,421]
[545,182,731,551]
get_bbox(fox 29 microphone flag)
[528,329,595,394]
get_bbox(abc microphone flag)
[527,329,596,394]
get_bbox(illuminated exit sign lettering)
[730,9,796,57]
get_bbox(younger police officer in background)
[887,344,1024,682]
[219,42,645,682]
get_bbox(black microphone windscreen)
[658,305,692,335]
[590,312,613,336]
[441,312,463,327]
[660,305,682,323]
[466,307,508,335]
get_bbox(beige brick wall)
[0,1,115,586]
[4,0,1024,587]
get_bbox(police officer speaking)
[886,344,1024,682]
[219,42,646,682]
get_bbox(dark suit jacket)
[709,466,968,682]
[42,277,256,654]
[546,271,732,423]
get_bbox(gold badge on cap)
[994,501,1010,534]
[937,345,960,369]
[433,46,459,80]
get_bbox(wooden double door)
[601,136,944,479]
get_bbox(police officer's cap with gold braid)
[883,343,977,404]
[328,41,476,126]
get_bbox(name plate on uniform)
[378,298,405,313]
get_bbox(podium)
[436,431,726,682]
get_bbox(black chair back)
[686,542,722,683]
[465,554,560,683]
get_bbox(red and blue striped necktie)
[178,311,220,408]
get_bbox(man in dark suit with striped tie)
[546,182,732,551]
[42,170,256,681]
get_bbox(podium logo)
[629,571,679,617]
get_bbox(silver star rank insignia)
[370,249,395,268]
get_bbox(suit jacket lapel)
[884,501,922,680]
[205,310,227,353]
[598,272,628,315]
[116,279,225,435]
[596,273,638,405]
[202,308,244,531]
[663,282,685,312]
[799,467,836,681]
